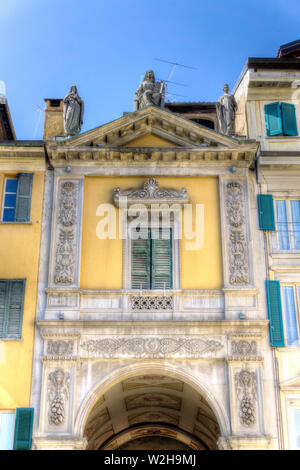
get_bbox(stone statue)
[134,70,165,111]
[63,85,84,136]
[216,84,237,135]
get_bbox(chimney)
[43,98,64,140]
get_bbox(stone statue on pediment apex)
[216,84,237,135]
[63,85,84,136]
[134,70,165,111]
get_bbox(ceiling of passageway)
[83,374,221,450]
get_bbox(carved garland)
[48,368,70,425]
[234,369,257,426]
[226,182,249,285]
[54,181,78,284]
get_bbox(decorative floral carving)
[235,369,257,426]
[113,178,188,206]
[80,337,223,358]
[54,229,75,284]
[54,180,78,285]
[48,368,70,425]
[231,340,257,356]
[226,182,249,285]
[131,295,173,311]
[47,340,74,356]
[58,181,77,226]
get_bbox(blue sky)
[1,0,300,140]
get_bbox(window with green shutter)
[266,280,285,347]
[265,102,282,136]
[131,228,172,290]
[257,194,275,230]
[13,408,34,450]
[281,102,298,136]
[264,102,298,137]
[1,173,33,222]
[0,279,25,339]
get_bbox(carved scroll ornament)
[80,336,223,358]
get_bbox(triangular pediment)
[57,106,253,150]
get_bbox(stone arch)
[74,361,230,449]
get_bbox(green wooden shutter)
[13,408,34,450]
[15,173,33,222]
[257,194,275,230]
[0,280,25,339]
[131,229,150,289]
[151,228,172,289]
[266,280,285,347]
[265,102,282,136]
[7,280,25,339]
[281,103,298,136]
[0,281,9,337]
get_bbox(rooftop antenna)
[33,104,45,139]
[155,58,197,102]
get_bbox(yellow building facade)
[0,94,45,449]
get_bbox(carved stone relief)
[226,182,249,285]
[231,340,257,356]
[53,181,79,285]
[47,340,74,356]
[48,368,70,425]
[80,336,224,358]
[234,369,257,426]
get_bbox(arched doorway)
[79,368,223,450]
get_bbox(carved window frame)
[114,178,188,292]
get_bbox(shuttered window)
[265,102,298,137]
[131,228,172,289]
[13,408,34,450]
[0,280,25,339]
[257,194,275,230]
[281,102,298,136]
[273,200,300,251]
[266,280,285,347]
[265,102,282,136]
[1,173,33,222]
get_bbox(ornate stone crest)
[113,178,188,206]
[48,368,70,425]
